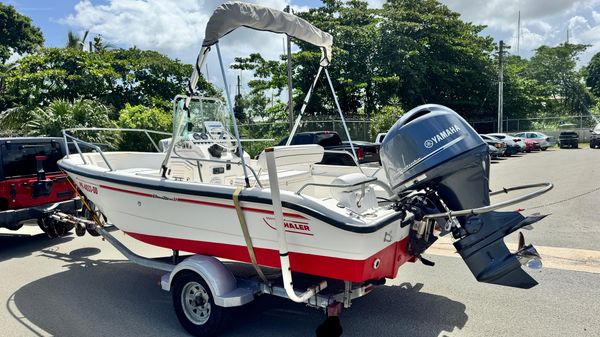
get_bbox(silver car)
[487,133,525,152]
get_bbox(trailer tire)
[172,271,228,337]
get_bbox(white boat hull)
[62,160,412,282]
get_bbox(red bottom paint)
[126,232,412,282]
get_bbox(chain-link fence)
[240,114,600,144]
[241,119,371,142]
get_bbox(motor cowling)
[380,104,489,212]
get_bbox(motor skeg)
[380,104,489,212]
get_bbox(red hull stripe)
[125,231,412,282]
[99,184,306,219]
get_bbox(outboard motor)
[381,104,546,289]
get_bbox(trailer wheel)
[172,272,227,337]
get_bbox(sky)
[5,0,600,89]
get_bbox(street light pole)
[498,40,504,133]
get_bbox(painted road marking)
[427,236,600,274]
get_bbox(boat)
[58,2,552,334]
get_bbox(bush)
[117,104,172,151]
[369,105,405,139]
[26,99,120,148]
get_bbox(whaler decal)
[424,124,461,148]
[263,217,314,236]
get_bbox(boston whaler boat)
[58,2,553,336]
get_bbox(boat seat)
[233,169,311,190]
[119,167,161,178]
[256,145,324,170]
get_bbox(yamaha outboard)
[381,104,550,289]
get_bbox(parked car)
[513,132,554,150]
[0,137,81,237]
[590,123,600,149]
[480,134,510,156]
[484,133,520,155]
[487,133,525,152]
[488,144,502,158]
[278,131,380,165]
[558,131,579,148]
[374,132,387,144]
[523,139,540,152]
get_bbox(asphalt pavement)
[1,146,599,336]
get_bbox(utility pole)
[284,5,294,132]
[498,40,504,133]
[517,11,520,56]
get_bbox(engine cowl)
[380,104,489,212]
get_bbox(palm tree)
[66,30,89,50]
[92,35,114,53]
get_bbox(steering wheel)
[192,132,209,141]
[206,127,238,152]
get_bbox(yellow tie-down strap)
[233,186,269,284]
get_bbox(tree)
[0,47,218,114]
[526,43,593,116]
[377,0,496,118]
[231,53,288,121]
[66,30,89,50]
[0,48,119,111]
[587,51,600,98]
[107,48,218,112]
[0,3,44,63]
[296,0,382,118]
[501,55,544,120]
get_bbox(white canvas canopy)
[202,1,333,67]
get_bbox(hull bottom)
[126,231,412,282]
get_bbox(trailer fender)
[162,255,254,307]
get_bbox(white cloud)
[528,20,553,34]
[510,26,546,53]
[593,10,600,23]
[62,0,307,94]
[440,0,597,31]
[568,15,590,31]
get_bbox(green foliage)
[0,3,44,63]
[26,99,120,148]
[587,52,600,98]
[0,47,217,114]
[369,103,405,139]
[292,0,497,121]
[525,43,593,116]
[117,104,172,151]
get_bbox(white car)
[374,132,387,144]
[488,133,525,152]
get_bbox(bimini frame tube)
[264,147,327,302]
[324,68,358,163]
[286,66,324,146]
[216,42,251,187]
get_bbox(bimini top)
[202,1,333,67]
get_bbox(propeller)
[516,232,542,270]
